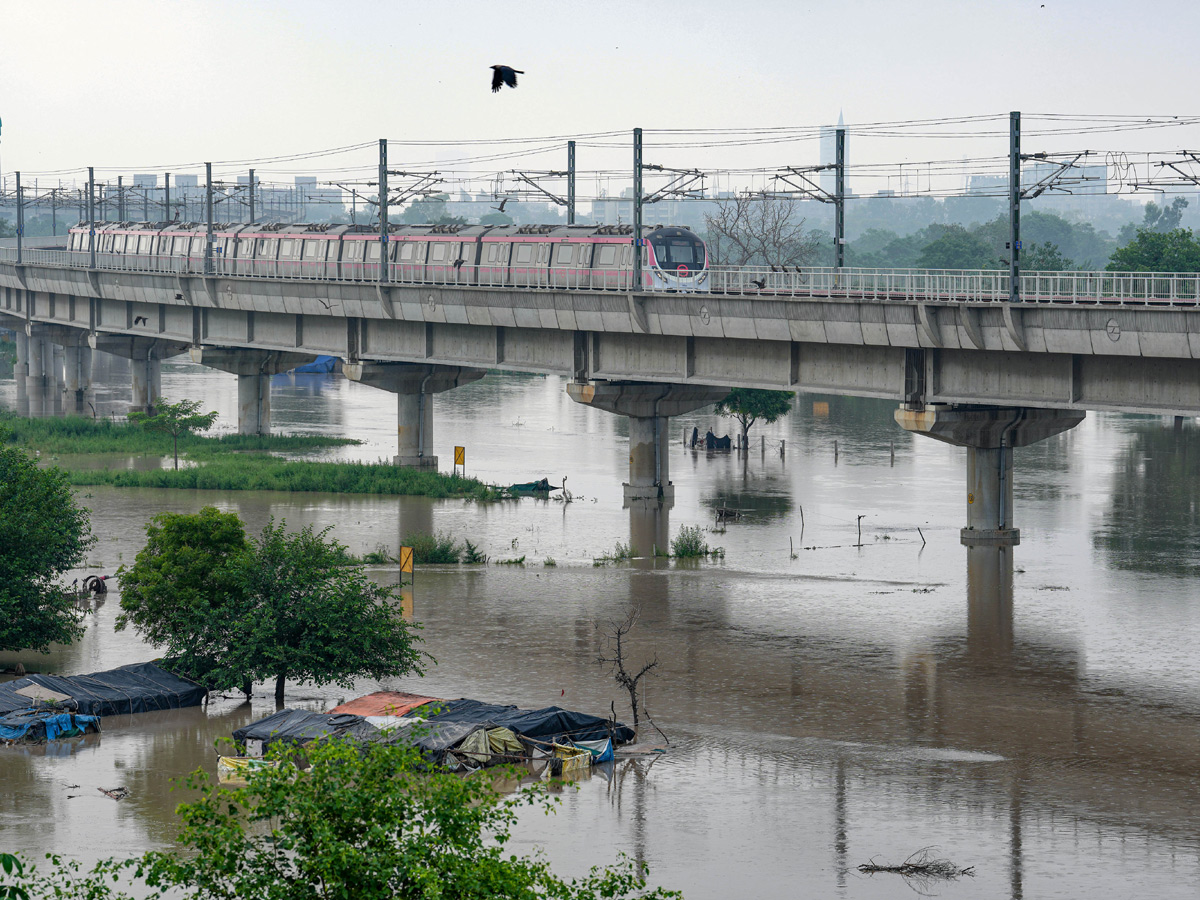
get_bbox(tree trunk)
[242,680,253,699]
[173,433,179,471]
[274,672,287,706]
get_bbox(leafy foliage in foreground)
[117,508,427,702]
[7,738,679,900]
[62,455,504,500]
[0,445,93,653]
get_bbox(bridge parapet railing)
[4,245,1200,306]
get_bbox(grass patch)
[671,525,710,558]
[542,557,557,567]
[496,555,526,566]
[360,545,394,565]
[0,411,358,456]
[594,541,637,566]
[404,531,463,564]
[62,455,504,500]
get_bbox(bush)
[404,530,462,564]
[462,540,487,564]
[671,525,709,558]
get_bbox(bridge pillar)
[189,348,319,435]
[13,330,29,415]
[89,335,189,416]
[24,336,49,417]
[343,362,487,468]
[62,342,93,416]
[895,404,1085,546]
[567,381,729,503]
[47,343,65,417]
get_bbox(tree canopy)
[703,195,820,266]
[1107,227,1200,273]
[915,224,996,270]
[117,508,425,702]
[714,389,794,448]
[10,738,679,900]
[128,397,218,470]
[0,445,93,653]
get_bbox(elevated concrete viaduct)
[8,258,1200,544]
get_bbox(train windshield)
[649,232,706,271]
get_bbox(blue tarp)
[416,699,634,745]
[0,709,100,743]
[0,661,207,717]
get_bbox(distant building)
[819,111,845,195]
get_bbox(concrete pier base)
[13,330,29,416]
[25,337,48,417]
[896,404,1085,546]
[567,381,729,503]
[90,335,189,416]
[62,343,93,415]
[343,362,486,468]
[189,348,317,434]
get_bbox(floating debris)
[858,847,974,881]
[98,787,129,801]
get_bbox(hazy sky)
[2,0,1199,196]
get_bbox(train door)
[342,238,365,280]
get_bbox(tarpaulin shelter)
[0,710,100,743]
[327,691,440,718]
[418,699,634,745]
[0,662,207,717]
[231,709,381,751]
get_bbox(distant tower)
[819,111,845,195]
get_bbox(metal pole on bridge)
[15,171,22,265]
[633,127,643,290]
[248,169,255,224]
[378,138,389,284]
[87,168,95,269]
[1009,110,1021,304]
[164,172,170,221]
[835,127,846,270]
[204,162,214,276]
[567,140,576,225]
[117,175,124,221]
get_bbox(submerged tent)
[231,709,381,751]
[0,662,207,717]
[418,699,634,745]
[327,691,440,718]
[0,710,100,743]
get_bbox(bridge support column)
[62,343,93,415]
[343,362,486,468]
[46,344,65,417]
[895,404,1085,546]
[89,335,189,416]
[13,330,29,415]
[567,381,729,503]
[189,348,319,435]
[24,336,49,417]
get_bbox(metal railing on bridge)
[3,247,1199,307]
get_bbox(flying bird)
[750,278,766,289]
[492,197,509,213]
[491,65,523,92]
[133,315,148,325]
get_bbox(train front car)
[644,226,709,292]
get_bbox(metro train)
[66,221,709,292]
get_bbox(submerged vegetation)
[62,456,504,500]
[404,530,464,564]
[0,411,357,456]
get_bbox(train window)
[554,244,575,265]
[346,241,364,260]
[280,239,294,257]
[191,237,205,255]
[514,243,533,264]
[367,241,380,260]
[400,243,415,261]
[139,235,151,253]
[113,235,126,253]
[431,243,447,262]
[597,245,617,267]
[303,240,324,259]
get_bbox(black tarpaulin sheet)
[0,662,207,717]
[232,709,381,749]
[415,699,634,744]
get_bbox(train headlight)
[697,270,708,284]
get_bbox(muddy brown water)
[2,361,1199,898]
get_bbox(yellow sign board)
[454,446,465,465]
[399,546,413,574]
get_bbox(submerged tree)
[597,609,659,730]
[0,444,93,653]
[118,507,425,703]
[127,397,218,470]
[714,388,794,450]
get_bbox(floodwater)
[2,359,1200,899]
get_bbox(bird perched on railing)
[491,65,523,92]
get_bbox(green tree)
[0,445,93,653]
[714,388,794,449]
[229,520,427,703]
[1022,241,1073,271]
[115,507,251,687]
[1119,197,1190,244]
[915,224,996,270]
[1107,227,1200,272]
[118,509,425,703]
[401,194,468,226]
[479,211,514,226]
[127,397,218,470]
[9,738,679,900]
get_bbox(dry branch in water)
[596,609,659,729]
[858,847,974,880]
